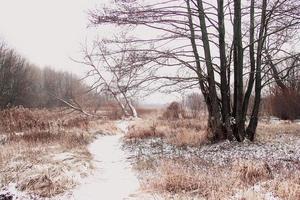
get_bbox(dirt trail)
[67,120,152,200]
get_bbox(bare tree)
[88,0,300,141]
[79,39,156,118]
[183,92,204,118]
[0,43,31,108]
[0,41,103,111]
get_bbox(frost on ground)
[230,183,279,200]
[1,112,299,199]
[123,120,300,199]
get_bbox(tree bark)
[217,0,234,140]
[113,93,130,117]
[128,100,138,118]
[246,0,268,141]
[233,0,245,141]
[242,0,256,128]
[266,54,288,91]
[197,0,224,140]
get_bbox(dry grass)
[0,139,92,197]
[89,120,118,135]
[257,122,300,141]
[137,157,299,199]
[125,119,209,147]
[125,115,300,199]
[145,159,238,199]
[166,129,208,147]
[234,172,300,200]
[272,174,300,200]
[125,121,166,140]
[154,163,202,193]
[0,107,117,198]
[136,107,159,118]
[0,107,90,134]
[234,160,273,185]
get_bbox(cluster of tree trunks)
[87,0,300,141]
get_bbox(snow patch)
[0,183,41,200]
[231,183,279,200]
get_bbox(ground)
[0,108,299,199]
[123,117,300,200]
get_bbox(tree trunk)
[246,0,268,141]
[233,0,245,141]
[217,0,234,141]
[113,94,130,117]
[128,100,138,118]
[266,54,288,92]
[242,0,256,130]
[197,0,224,141]
[119,90,138,118]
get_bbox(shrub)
[269,89,300,120]
[162,102,186,119]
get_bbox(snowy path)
[67,120,145,200]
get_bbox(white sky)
[0,0,103,74]
[0,0,179,104]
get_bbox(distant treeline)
[0,41,105,110]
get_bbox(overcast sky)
[0,0,179,104]
[0,0,103,74]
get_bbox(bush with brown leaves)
[162,102,186,120]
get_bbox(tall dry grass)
[138,158,299,199]
[0,107,89,134]
[125,113,300,199]
[125,119,209,147]
[0,107,115,198]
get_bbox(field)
[0,107,299,200]
[122,112,300,199]
[0,107,117,198]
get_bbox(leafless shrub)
[269,89,300,120]
[162,102,186,120]
[183,93,206,118]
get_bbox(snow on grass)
[230,183,280,200]
[123,120,300,199]
[0,183,38,200]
